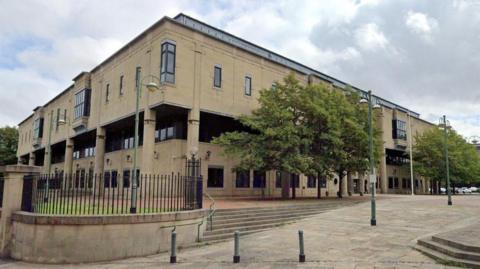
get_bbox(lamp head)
[359,98,368,104]
[146,82,160,92]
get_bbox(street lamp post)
[408,112,414,195]
[361,90,380,226]
[440,115,452,206]
[130,75,161,213]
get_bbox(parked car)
[469,187,478,192]
[440,187,446,194]
[455,188,464,194]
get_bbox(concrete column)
[64,139,74,175]
[359,173,365,195]
[379,150,388,193]
[28,152,35,166]
[94,128,106,192]
[341,174,348,197]
[142,109,156,175]
[0,165,41,257]
[187,43,202,158]
[43,148,49,173]
[347,172,353,196]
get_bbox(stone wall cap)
[0,165,42,174]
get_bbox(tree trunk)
[281,171,290,199]
[337,171,343,198]
[291,174,296,200]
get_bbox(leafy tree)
[213,74,380,199]
[0,126,18,165]
[413,127,480,189]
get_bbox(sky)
[1,0,479,138]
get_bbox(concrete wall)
[11,209,207,263]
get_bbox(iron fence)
[25,171,202,215]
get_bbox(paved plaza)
[2,194,479,268]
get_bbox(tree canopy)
[212,73,381,197]
[413,127,480,186]
[0,126,18,165]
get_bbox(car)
[469,187,478,192]
[455,188,464,194]
[463,188,472,194]
[440,187,446,194]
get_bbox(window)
[207,167,224,188]
[244,76,252,96]
[275,171,282,188]
[394,177,399,188]
[307,176,316,188]
[123,137,134,149]
[84,147,95,157]
[33,118,44,138]
[213,66,222,88]
[236,170,250,188]
[55,108,60,130]
[402,178,407,189]
[135,67,141,90]
[74,89,91,119]
[388,177,394,189]
[119,75,124,95]
[160,42,176,83]
[392,119,407,140]
[290,174,300,188]
[253,170,266,188]
[122,169,139,188]
[105,83,110,102]
[104,171,111,188]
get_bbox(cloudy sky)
[1,0,479,138]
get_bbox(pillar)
[94,128,105,191]
[142,109,156,175]
[347,172,353,196]
[0,165,41,257]
[379,150,388,194]
[359,173,365,195]
[341,174,348,197]
[43,148,49,174]
[28,152,35,166]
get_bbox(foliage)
[0,126,18,165]
[413,127,480,185]
[212,74,381,186]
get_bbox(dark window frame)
[119,75,124,95]
[236,170,250,188]
[213,65,222,88]
[105,83,110,102]
[253,170,266,188]
[160,42,176,84]
[74,89,91,119]
[307,175,316,188]
[244,76,252,96]
[207,167,224,188]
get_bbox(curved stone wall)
[10,209,207,263]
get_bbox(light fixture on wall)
[126,155,131,162]
[106,158,111,166]
[154,151,159,159]
[205,150,211,160]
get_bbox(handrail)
[197,191,216,242]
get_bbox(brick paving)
[3,194,480,268]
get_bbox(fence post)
[170,230,177,263]
[0,165,41,257]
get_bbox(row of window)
[388,177,422,189]
[73,147,95,159]
[207,167,326,189]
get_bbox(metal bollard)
[298,230,305,263]
[170,230,177,263]
[233,231,240,263]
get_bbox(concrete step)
[211,206,339,220]
[414,244,480,269]
[213,204,341,216]
[201,227,274,243]
[204,218,299,237]
[432,235,480,253]
[203,222,296,241]
[418,238,480,262]
[210,209,326,224]
[209,213,319,230]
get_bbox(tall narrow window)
[105,84,110,102]
[213,65,222,88]
[119,75,124,95]
[135,67,141,90]
[207,167,224,188]
[74,89,91,119]
[160,42,176,83]
[253,170,266,188]
[244,76,252,96]
[236,170,250,188]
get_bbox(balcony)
[72,116,89,134]
[32,137,42,148]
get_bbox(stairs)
[202,202,351,242]
[415,235,480,268]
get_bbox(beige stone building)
[16,13,434,198]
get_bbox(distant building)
[16,13,434,197]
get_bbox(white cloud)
[354,23,389,50]
[405,11,438,42]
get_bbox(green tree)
[413,127,480,190]
[0,126,18,165]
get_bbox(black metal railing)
[25,171,203,215]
